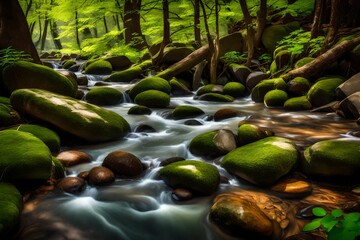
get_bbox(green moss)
[189,130,230,157]
[84,60,112,75]
[287,77,311,96]
[129,76,171,100]
[104,66,143,82]
[284,96,312,111]
[0,97,10,105]
[85,87,123,106]
[172,105,204,120]
[159,160,220,195]
[223,82,246,98]
[237,124,270,146]
[127,105,152,115]
[0,130,53,180]
[10,89,130,142]
[0,201,20,236]
[63,60,76,69]
[0,104,21,127]
[307,76,344,107]
[270,61,277,74]
[264,89,288,107]
[196,84,222,96]
[301,140,360,178]
[2,61,77,97]
[169,78,191,95]
[229,64,251,83]
[275,50,291,69]
[221,136,298,186]
[251,78,286,103]
[198,93,234,102]
[294,57,314,68]
[134,90,170,108]
[0,182,22,210]
[137,60,153,70]
[51,157,65,179]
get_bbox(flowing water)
[15,76,360,240]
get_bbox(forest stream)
[14,72,360,240]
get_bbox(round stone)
[102,150,143,177]
[271,179,312,198]
[172,188,193,201]
[56,150,92,167]
[88,166,115,186]
[56,177,86,194]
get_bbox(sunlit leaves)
[313,207,327,217]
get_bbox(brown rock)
[184,119,203,126]
[56,150,92,167]
[102,150,143,177]
[88,166,115,186]
[214,108,239,121]
[246,71,270,91]
[56,177,85,193]
[77,171,90,180]
[271,179,312,198]
[134,124,156,133]
[77,76,88,86]
[214,129,237,154]
[160,157,185,167]
[172,188,193,201]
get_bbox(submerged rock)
[214,108,239,121]
[159,160,220,195]
[221,137,298,186]
[10,89,130,142]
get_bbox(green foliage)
[220,51,247,64]
[303,207,360,240]
[268,0,315,18]
[277,30,325,56]
[0,47,33,72]
[259,53,272,63]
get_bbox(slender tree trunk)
[34,17,42,47]
[30,21,36,37]
[194,0,201,46]
[50,20,62,50]
[75,9,81,49]
[311,0,324,38]
[103,16,109,33]
[0,0,40,63]
[25,0,33,17]
[209,0,220,84]
[40,15,49,51]
[153,0,170,65]
[255,0,267,48]
[323,0,340,49]
[239,0,255,66]
[124,0,147,49]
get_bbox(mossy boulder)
[52,156,65,179]
[251,78,286,103]
[62,60,76,69]
[196,84,224,96]
[104,66,143,82]
[189,129,237,158]
[10,89,130,142]
[129,76,171,100]
[0,183,23,237]
[172,105,204,120]
[307,76,344,107]
[284,96,312,111]
[134,90,170,108]
[0,104,21,128]
[103,55,133,71]
[128,105,152,115]
[162,47,193,63]
[294,57,315,69]
[0,130,54,181]
[169,78,192,96]
[223,82,246,98]
[83,60,113,75]
[85,87,123,106]
[0,97,11,105]
[237,123,273,146]
[198,93,234,102]
[228,64,251,84]
[336,72,360,101]
[221,137,298,186]
[274,50,291,70]
[301,139,360,179]
[264,89,288,107]
[287,77,311,96]
[159,160,220,195]
[2,61,77,97]
[9,124,61,152]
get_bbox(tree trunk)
[239,0,255,66]
[40,16,49,51]
[124,0,147,49]
[75,9,81,49]
[311,0,324,38]
[323,0,340,49]
[255,0,267,48]
[286,35,360,79]
[34,18,42,47]
[103,16,109,33]
[209,0,220,84]
[0,0,40,63]
[25,0,33,18]
[194,0,201,46]
[50,20,62,50]
[152,0,170,65]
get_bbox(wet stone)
[56,150,92,167]
[160,157,185,167]
[184,119,203,126]
[172,188,193,201]
[56,177,86,194]
[88,166,115,186]
[213,108,239,121]
[77,171,90,180]
[271,179,312,198]
[134,124,156,133]
[102,150,144,177]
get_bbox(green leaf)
[332,209,344,218]
[344,212,360,222]
[303,218,322,232]
[321,215,338,232]
[312,207,327,217]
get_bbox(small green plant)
[220,51,247,64]
[303,207,360,240]
[258,53,272,63]
[0,47,33,72]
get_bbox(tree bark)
[0,0,40,63]
[124,0,147,49]
[40,16,49,51]
[239,0,255,66]
[286,35,360,79]
[25,0,33,18]
[103,16,109,33]
[50,20,62,50]
[311,0,324,38]
[75,9,81,49]
[209,0,220,84]
[152,0,170,65]
[323,0,340,49]
[255,0,267,48]
[194,0,201,46]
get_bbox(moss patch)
[83,60,112,75]
[129,76,171,100]
[264,89,288,107]
[128,105,152,115]
[223,82,246,98]
[307,76,344,107]
[172,105,204,120]
[198,93,234,102]
[284,96,312,111]
[251,78,286,103]
[85,87,123,106]
[237,124,271,146]
[294,57,314,69]
[104,66,143,82]
[134,90,170,108]
[0,104,21,128]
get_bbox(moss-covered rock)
[52,156,65,179]
[62,60,76,69]
[83,60,112,75]
[172,105,204,120]
[294,57,314,69]
[104,66,143,82]
[196,84,224,96]
[301,139,360,179]
[169,78,192,96]
[0,97,11,105]
[0,104,21,128]
[85,87,123,106]
[228,64,251,84]
[0,130,53,180]
[221,137,298,186]
[284,96,312,111]
[189,129,237,158]
[251,78,286,103]
[223,82,246,98]
[2,61,77,97]
[264,89,288,107]
[198,93,234,102]
[307,76,344,107]
[287,77,311,96]
[9,124,61,152]
[0,201,19,237]
[237,123,272,146]
[103,55,133,71]
[129,76,171,100]
[159,160,220,195]
[274,50,291,70]
[162,47,193,63]
[134,90,170,108]
[127,105,152,115]
[10,89,130,142]
[0,182,22,210]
